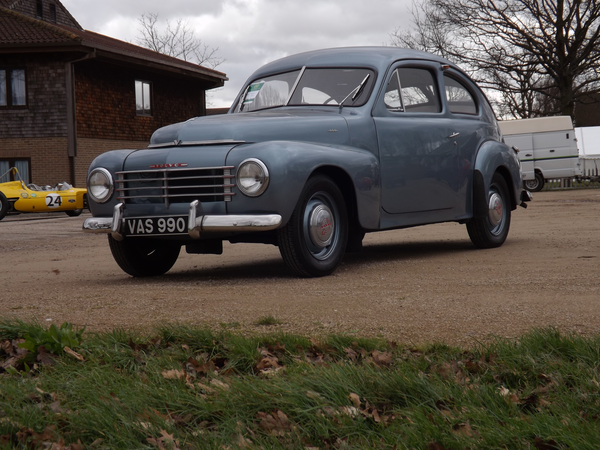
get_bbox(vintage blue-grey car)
[83,47,530,277]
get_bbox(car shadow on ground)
[112,238,477,284]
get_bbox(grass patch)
[255,315,283,326]
[1,322,600,449]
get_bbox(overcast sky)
[60,0,414,108]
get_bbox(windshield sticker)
[243,82,265,105]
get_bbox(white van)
[499,116,582,191]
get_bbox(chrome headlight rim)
[87,167,114,204]
[236,158,270,197]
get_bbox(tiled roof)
[0,6,227,83]
[0,7,80,44]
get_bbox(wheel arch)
[473,139,522,214]
[312,165,361,233]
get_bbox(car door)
[440,71,489,218]
[373,63,460,216]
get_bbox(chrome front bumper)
[83,200,282,240]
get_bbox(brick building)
[0,0,227,186]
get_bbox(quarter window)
[0,69,27,107]
[444,75,477,114]
[135,80,152,116]
[384,68,440,113]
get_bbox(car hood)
[150,109,350,147]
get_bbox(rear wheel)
[65,209,83,217]
[467,173,511,249]
[0,192,7,221]
[108,235,181,277]
[278,175,348,277]
[524,172,544,192]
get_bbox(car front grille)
[115,166,235,206]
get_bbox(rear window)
[444,75,477,115]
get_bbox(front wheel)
[0,192,8,221]
[524,172,544,192]
[108,235,181,277]
[278,175,348,277]
[466,173,511,249]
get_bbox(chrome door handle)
[448,132,460,138]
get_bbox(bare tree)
[135,13,223,69]
[391,0,600,120]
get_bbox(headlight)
[236,158,269,197]
[87,168,114,203]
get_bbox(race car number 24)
[45,193,63,208]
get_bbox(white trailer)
[575,126,600,181]
[499,116,596,191]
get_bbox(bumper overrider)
[83,200,282,241]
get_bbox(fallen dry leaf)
[349,393,361,408]
[371,350,393,367]
[36,346,56,366]
[209,379,230,390]
[161,369,185,380]
[64,346,84,361]
[147,429,181,450]
[257,410,293,436]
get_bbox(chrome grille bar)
[116,166,235,205]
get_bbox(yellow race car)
[0,167,87,221]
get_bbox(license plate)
[124,216,188,236]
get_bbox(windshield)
[234,67,375,113]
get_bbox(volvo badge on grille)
[150,163,189,169]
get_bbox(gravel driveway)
[1,189,598,346]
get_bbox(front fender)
[226,141,380,229]
[473,139,522,212]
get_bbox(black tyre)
[65,209,83,217]
[524,172,544,192]
[108,235,181,277]
[0,192,7,221]
[278,175,348,277]
[467,173,511,249]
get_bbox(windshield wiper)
[339,73,371,112]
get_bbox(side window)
[444,75,477,115]
[0,69,27,107]
[0,159,31,183]
[384,68,440,113]
[135,80,152,116]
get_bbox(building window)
[0,69,27,107]
[36,0,43,19]
[0,159,31,184]
[49,3,57,23]
[135,80,152,116]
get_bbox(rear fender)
[226,141,380,229]
[473,140,521,213]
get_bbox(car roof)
[248,46,455,79]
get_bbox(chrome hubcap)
[488,192,503,227]
[309,204,334,248]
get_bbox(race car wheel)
[466,173,511,249]
[0,192,7,221]
[278,174,348,277]
[108,235,181,277]
[524,172,544,192]
[65,209,83,217]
